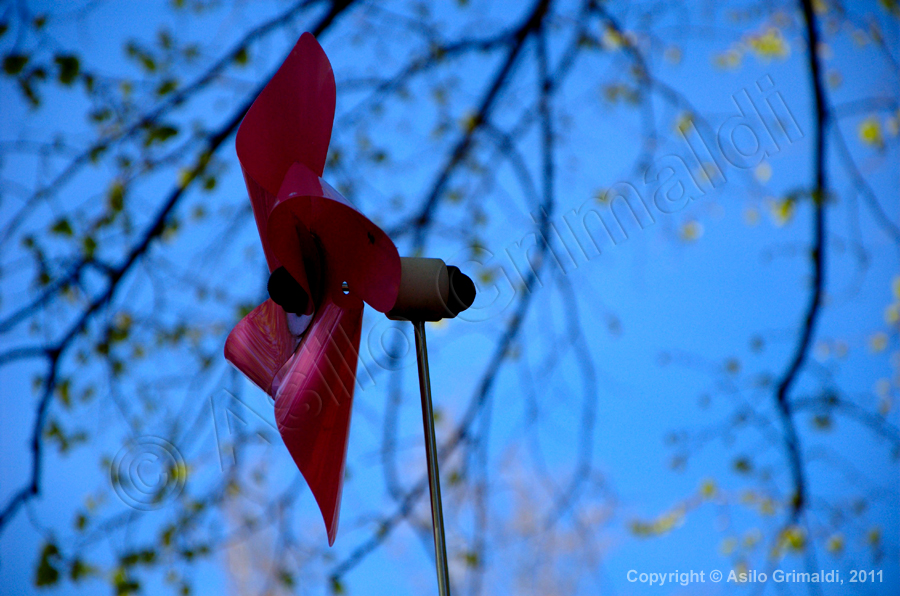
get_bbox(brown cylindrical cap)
[387,257,475,322]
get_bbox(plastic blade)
[224,299,296,394]
[272,297,363,545]
[236,32,335,195]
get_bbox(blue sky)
[1,1,898,595]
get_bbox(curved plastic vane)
[225,32,401,545]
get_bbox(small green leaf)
[56,379,71,408]
[733,456,752,474]
[463,551,480,567]
[35,542,61,586]
[156,78,178,96]
[161,525,174,547]
[89,108,112,123]
[330,577,345,594]
[279,570,295,587]
[120,549,156,567]
[233,47,248,65]
[89,144,107,163]
[51,218,73,236]
[70,558,97,581]
[811,413,832,430]
[140,55,156,72]
[114,574,139,595]
[158,29,173,50]
[108,182,125,212]
[82,236,97,258]
[54,54,80,85]
[144,124,178,147]
[125,41,156,72]
[3,54,28,75]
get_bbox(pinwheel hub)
[267,266,310,315]
[387,257,476,322]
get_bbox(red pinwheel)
[224,33,401,545]
[224,37,474,596]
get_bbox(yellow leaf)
[869,332,888,353]
[720,537,737,555]
[859,117,884,149]
[868,526,881,546]
[885,303,900,324]
[602,26,625,50]
[755,162,772,183]
[826,533,844,553]
[768,197,795,226]
[459,111,479,133]
[743,528,761,548]
[779,525,806,551]
[675,112,694,134]
[748,28,789,60]
[477,269,495,285]
[744,207,760,226]
[178,168,194,188]
[713,49,742,69]
[696,161,719,183]
[680,220,703,242]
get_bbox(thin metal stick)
[413,320,451,596]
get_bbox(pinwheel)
[224,33,474,595]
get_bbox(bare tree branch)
[772,0,829,522]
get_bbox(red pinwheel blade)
[236,32,336,277]
[224,299,296,395]
[237,32,335,192]
[272,298,363,545]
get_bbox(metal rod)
[413,320,451,596]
